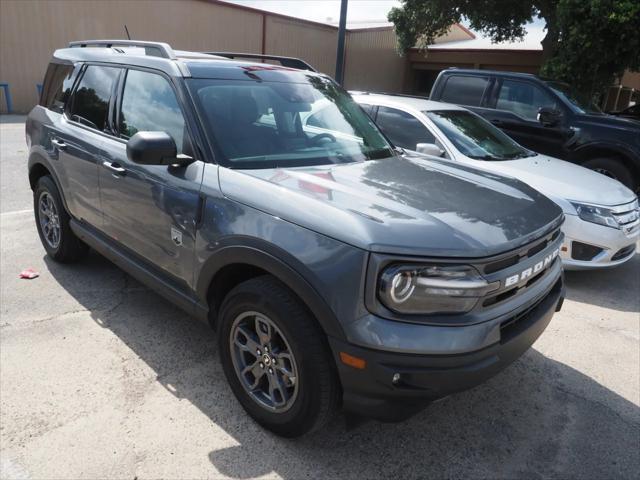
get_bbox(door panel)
[48,118,105,226]
[99,68,203,288]
[483,79,569,158]
[99,139,204,287]
[49,64,121,227]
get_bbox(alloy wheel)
[38,192,61,249]
[230,311,299,412]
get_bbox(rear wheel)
[34,176,88,262]
[582,158,636,191]
[218,276,340,437]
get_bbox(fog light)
[392,373,401,384]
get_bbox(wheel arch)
[28,152,71,213]
[197,245,346,341]
[570,142,639,178]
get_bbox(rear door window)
[375,106,435,150]
[496,80,559,120]
[40,63,77,113]
[70,65,120,131]
[440,75,489,107]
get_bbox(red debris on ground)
[19,268,39,279]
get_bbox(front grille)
[611,199,640,235]
[571,241,603,261]
[483,229,560,275]
[472,225,563,311]
[611,244,636,261]
[482,258,556,307]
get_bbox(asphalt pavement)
[1,115,639,479]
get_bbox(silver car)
[349,93,639,270]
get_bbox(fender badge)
[171,227,183,246]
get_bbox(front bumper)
[560,213,638,269]
[330,274,564,422]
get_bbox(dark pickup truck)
[429,69,640,192]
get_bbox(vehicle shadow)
[564,250,640,313]
[43,252,640,479]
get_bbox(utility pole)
[334,0,348,84]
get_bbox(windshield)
[188,75,394,168]
[545,81,602,114]
[425,110,534,160]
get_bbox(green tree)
[389,0,640,99]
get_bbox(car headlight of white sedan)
[570,202,620,229]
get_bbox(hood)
[575,113,640,133]
[476,155,636,208]
[219,155,563,257]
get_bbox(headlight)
[378,264,498,315]
[570,202,618,229]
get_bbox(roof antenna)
[124,24,131,40]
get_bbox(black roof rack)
[204,52,316,72]
[68,40,176,60]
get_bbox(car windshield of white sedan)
[425,110,535,161]
[189,76,394,168]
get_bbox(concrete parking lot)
[1,115,639,479]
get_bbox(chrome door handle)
[51,138,67,150]
[102,161,126,175]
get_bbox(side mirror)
[537,108,562,127]
[126,131,192,166]
[416,142,444,157]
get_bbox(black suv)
[27,40,565,437]
[429,69,640,191]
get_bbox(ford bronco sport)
[27,40,565,437]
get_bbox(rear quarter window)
[40,63,77,113]
[440,75,489,107]
[69,65,120,131]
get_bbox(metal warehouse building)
[1,0,636,114]
[0,0,474,113]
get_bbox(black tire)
[33,175,88,263]
[217,275,340,437]
[582,158,637,191]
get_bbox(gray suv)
[27,40,565,437]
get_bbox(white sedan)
[349,92,639,269]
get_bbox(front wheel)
[218,276,340,437]
[582,158,637,191]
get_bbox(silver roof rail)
[68,40,176,60]
[204,52,316,72]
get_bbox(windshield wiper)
[468,154,501,160]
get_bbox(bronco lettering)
[505,248,560,287]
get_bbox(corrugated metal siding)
[264,16,337,75]
[344,29,406,92]
[0,0,264,113]
[0,0,412,113]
